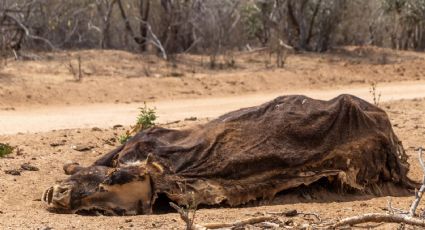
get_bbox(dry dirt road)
[1,80,425,135]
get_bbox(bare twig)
[201,216,275,229]
[170,202,197,230]
[135,18,167,60]
[369,82,381,106]
[301,212,322,223]
[4,12,56,50]
[409,147,425,217]
[266,209,298,217]
[67,55,83,81]
[333,213,425,228]
[171,201,276,230]
[387,197,408,215]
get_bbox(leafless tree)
[1,0,425,58]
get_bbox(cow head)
[42,159,163,215]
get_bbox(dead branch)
[387,197,408,215]
[170,202,197,230]
[200,216,275,229]
[333,213,425,228]
[279,39,295,51]
[133,18,167,60]
[4,12,56,50]
[301,212,322,223]
[171,201,275,230]
[67,55,83,81]
[409,147,425,217]
[266,209,298,217]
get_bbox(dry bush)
[1,0,425,62]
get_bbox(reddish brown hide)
[44,94,414,215]
[94,94,413,208]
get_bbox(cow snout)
[42,184,73,209]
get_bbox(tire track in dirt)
[1,80,425,135]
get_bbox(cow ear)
[146,153,164,175]
[63,162,84,175]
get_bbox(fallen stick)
[409,147,425,217]
[170,202,197,230]
[200,216,275,229]
[333,213,425,228]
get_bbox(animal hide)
[95,94,413,207]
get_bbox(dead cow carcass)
[43,94,413,215]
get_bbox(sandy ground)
[1,46,425,229]
[0,46,424,108]
[2,80,425,134]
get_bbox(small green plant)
[136,102,157,129]
[119,102,157,144]
[118,134,131,144]
[0,143,14,158]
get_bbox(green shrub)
[119,102,157,144]
[0,143,14,158]
[119,134,131,144]
[137,102,157,129]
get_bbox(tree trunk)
[100,0,117,49]
[139,0,150,52]
[117,0,137,40]
[286,0,301,47]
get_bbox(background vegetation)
[1,0,425,62]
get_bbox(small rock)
[284,219,294,225]
[0,210,3,214]
[165,120,181,125]
[125,219,132,223]
[129,224,134,227]
[21,163,39,171]
[284,209,298,217]
[71,145,93,152]
[40,227,53,230]
[91,127,102,132]
[5,169,21,176]
[258,222,279,228]
[185,117,197,121]
[103,138,116,146]
[50,142,64,147]
[113,124,124,129]
[33,198,42,201]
